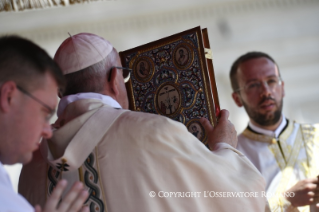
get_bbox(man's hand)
[34,179,89,212]
[284,177,319,208]
[200,109,237,149]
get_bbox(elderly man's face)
[5,72,58,164]
[232,57,285,127]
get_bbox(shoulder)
[237,130,269,152]
[297,121,319,139]
[118,110,185,129]
[298,122,319,129]
[237,131,250,146]
[0,178,34,212]
[111,110,200,147]
[288,119,319,128]
[237,132,251,151]
[237,131,246,140]
[289,120,319,134]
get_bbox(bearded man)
[230,51,319,212]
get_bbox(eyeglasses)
[17,85,55,121]
[235,77,282,94]
[107,66,132,83]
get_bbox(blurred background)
[1,0,319,193]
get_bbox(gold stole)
[242,122,319,212]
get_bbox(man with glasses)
[230,51,319,212]
[0,36,89,212]
[20,33,269,211]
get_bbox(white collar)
[57,93,122,117]
[248,114,287,138]
[0,161,5,172]
[0,161,13,187]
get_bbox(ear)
[232,92,243,107]
[281,80,285,97]
[108,67,120,98]
[0,81,17,113]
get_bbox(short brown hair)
[229,52,278,91]
[0,35,65,92]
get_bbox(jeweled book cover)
[119,26,220,144]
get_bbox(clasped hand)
[284,177,319,208]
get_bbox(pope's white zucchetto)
[54,33,113,75]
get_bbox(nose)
[259,81,271,96]
[42,122,53,139]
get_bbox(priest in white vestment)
[230,51,319,212]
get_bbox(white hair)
[63,48,119,96]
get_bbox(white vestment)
[19,94,269,212]
[237,117,319,212]
[0,162,34,212]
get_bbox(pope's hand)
[200,109,237,149]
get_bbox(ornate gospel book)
[119,26,220,144]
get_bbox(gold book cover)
[119,26,220,144]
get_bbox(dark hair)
[0,35,65,92]
[229,51,278,91]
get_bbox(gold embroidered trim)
[78,166,83,183]
[269,125,309,211]
[300,124,319,178]
[242,121,318,211]
[242,129,276,144]
[271,121,295,171]
[269,142,286,171]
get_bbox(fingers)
[43,179,88,212]
[201,109,237,149]
[44,179,68,210]
[200,110,230,128]
[309,184,318,190]
[70,190,89,212]
[200,117,213,132]
[219,109,229,121]
[34,205,42,212]
[286,179,319,207]
[58,181,88,212]
[306,177,319,184]
[65,190,89,212]
[80,206,90,212]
